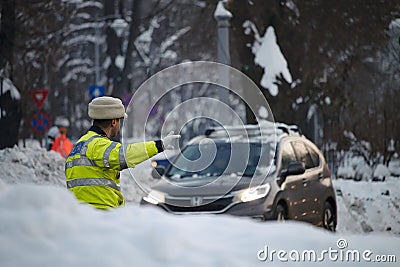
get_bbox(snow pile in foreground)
[0,182,399,267]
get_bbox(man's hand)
[162,131,181,150]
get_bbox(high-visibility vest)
[65,130,160,209]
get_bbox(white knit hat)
[88,96,128,120]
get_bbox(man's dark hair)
[93,119,113,128]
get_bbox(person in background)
[65,96,180,209]
[51,125,73,158]
[46,126,60,151]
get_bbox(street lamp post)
[214,1,232,67]
[213,0,232,125]
[214,0,232,103]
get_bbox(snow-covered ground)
[0,144,399,266]
[0,143,66,187]
[334,178,400,235]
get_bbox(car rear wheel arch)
[322,198,337,232]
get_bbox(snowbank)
[0,182,399,267]
[334,178,400,235]
[388,159,400,176]
[373,164,391,181]
[0,145,65,187]
[337,165,355,180]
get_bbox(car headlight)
[143,190,165,205]
[234,183,271,203]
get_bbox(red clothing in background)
[51,133,73,158]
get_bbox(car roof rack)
[205,122,302,138]
[275,123,302,135]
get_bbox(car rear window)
[292,141,315,169]
[305,144,320,167]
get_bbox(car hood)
[150,175,268,197]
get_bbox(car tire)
[322,202,336,232]
[275,203,288,221]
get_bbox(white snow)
[354,164,373,181]
[110,18,128,37]
[1,180,399,266]
[64,34,98,47]
[54,116,70,127]
[307,104,317,120]
[285,0,300,17]
[334,177,400,235]
[1,77,21,100]
[194,1,207,8]
[337,165,355,180]
[115,55,125,70]
[388,158,400,176]
[76,0,102,9]
[62,0,83,4]
[325,96,331,105]
[248,25,293,96]
[348,156,365,170]
[0,144,399,266]
[389,18,400,30]
[213,1,232,19]
[0,146,65,187]
[257,106,269,119]
[160,26,191,54]
[373,164,391,180]
[137,17,159,45]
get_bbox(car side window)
[292,141,315,169]
[280,142,297,170]
[305,144,320,167]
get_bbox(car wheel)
[322,202,336,232]
[275,203,288,221]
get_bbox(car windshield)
[166,142,274,180]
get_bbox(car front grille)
[162,195,235,213]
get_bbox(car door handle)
[302,178,308,184]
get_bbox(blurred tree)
[1,0,399,162]
[0,0,16,76]
[11,0,71,143]
[228,0,400,162]
[0,0,19,149]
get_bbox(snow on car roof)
[200,121,302,144]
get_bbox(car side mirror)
[151,166,166,179]
[287,161,306,176]
[280,161,306,181]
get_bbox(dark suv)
[142,123,337,231]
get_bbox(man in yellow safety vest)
[65,96,180,209]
